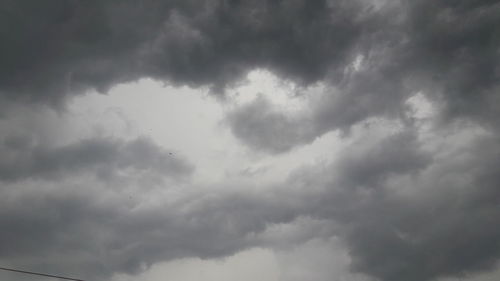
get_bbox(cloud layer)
[1,1,500,281]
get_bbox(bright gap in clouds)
[111,248,280,281]
[67,70,341,186]
[110,237,371,281]
[227,69,307,112]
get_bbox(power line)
[0,266,85,281]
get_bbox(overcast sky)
[1,1,500,281]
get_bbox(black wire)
[0,266,85,281]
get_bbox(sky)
[0,0,499,281]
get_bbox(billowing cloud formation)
[310,129,500,281]
[226,0,500,152]
[1,0,367,104]
[1,1,500,281]
[0,180,293,280]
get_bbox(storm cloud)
[0,0,367,104]
[1,1,500,281]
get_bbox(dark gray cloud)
[343,144,500,281]
[403,0,500,124]
[0,0,172,104]
[333,130,431,188]
[1,0,498,121]
[0,0,368,104]
[226,96,315,153]
[300,129,500,281]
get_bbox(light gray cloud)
[0,136,193,182]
